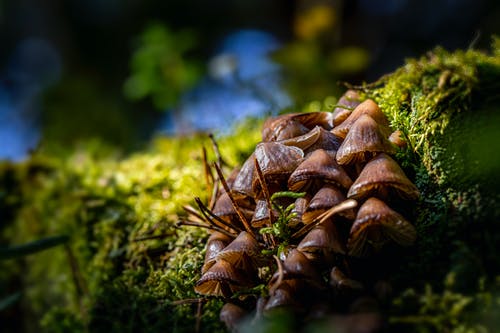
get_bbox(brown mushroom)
[347,197,417,257]
[388,130,407,149]
[195,259,251,297]
[297,219,346,263]
[330,266,364,294]
[302,185,355,224]
[332,99,390,139]
[288,149,353,192]
[216,231,262,272]
[336,114,396,165]
[302,127,343,156]
[202,232,234,273]
[253,142,304,195]
[213,192,254,230]
[347,153,420,201]
[262,114,310,142]
[332,90,362,126]
[219,303,248,332]
[231,153,256,203]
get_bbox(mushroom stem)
[292,199,358,239]
[213,162,256,238]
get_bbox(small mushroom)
[202,232,234,273]
[302,185,355,224]
[347,153,420,201]
[213,192,254,230]
[279,125,323,151]
[302,127,343,156]
[332,90,362,126]
[347,197,417,257]
[388,130,407,149]
[219,303,248,332]
[336,114,396,165]
[332,99,390,139]
[291,112,334,130]
[195,259,251,297]
[288,149,353,192]
[253,142,304,195]
[262,114,310,141]
[231,153,256,203]
[264,279,303,313]
[289,194,311,227]
[298,219,346,263]
[330,266,364,294]
[216,231,262,272]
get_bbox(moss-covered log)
[1,40,499,332]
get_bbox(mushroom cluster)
[180,90,420,330]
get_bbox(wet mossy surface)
[1,41,500,332]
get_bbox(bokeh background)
[0,0,499,159]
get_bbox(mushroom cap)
[264,279,303,312]
[231,153,256,200]
[298,219,346,255]
[347,197,417,257]
[279,125,323,151]
[195,259,251,297]
[347,153,420,201]
[290,112,334,130]
[302,185,355,224]
[329,266,364,293]
[216,231,262,271]
[202,232,234,273]
[332,90,362,126]
[212,192,254,230]
[332,99,390,139]
[388,130,407,149]
[288,149,353,192]
[302,127,343,156]
[219,303,248,331]
[336,114,396,165]
[262,114,310,141]
[282,248,322,281]
[253,142,304,194]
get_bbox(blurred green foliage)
[123,24,202,110]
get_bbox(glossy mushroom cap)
[231,153,256,201]
[212,192,254,230]
[332,99,390,139]
[195,259,251,297]
[330,266,364,293]
[216,231,262,271]
[348,153,420,201]
[302,127,343,156]
[388,130,407,149]
[347,197,417,257]
[253,142,304,195]
[262,114,310,142]
[288,149,353,192]
[302,185,355,224]
[219,303,248,332]
[298,219,346,258]
[336,114,396,165]
[332,90,362,126]
[202,232,234,273]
